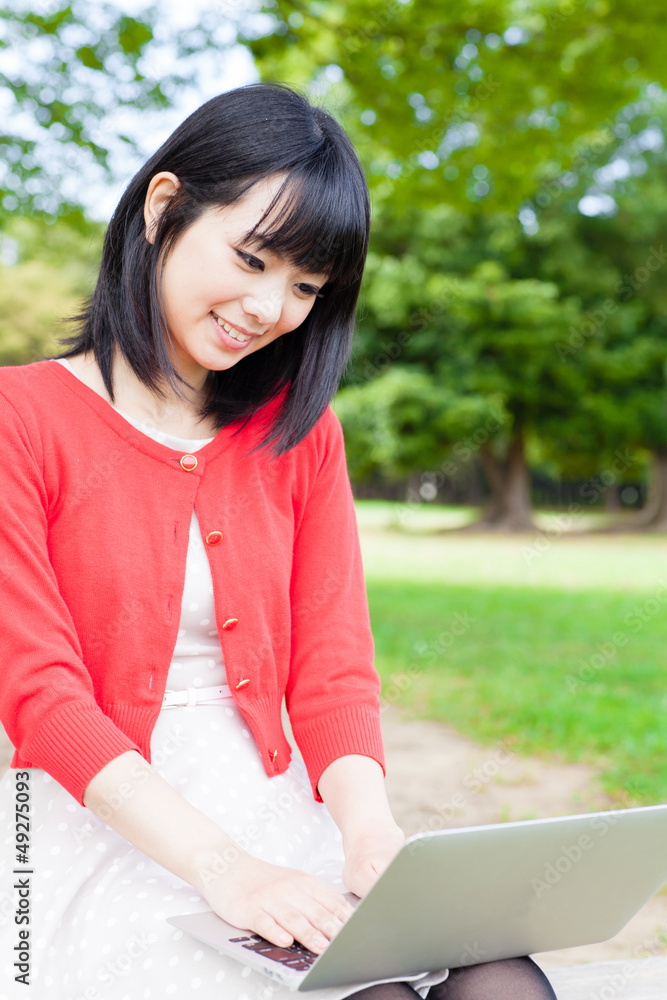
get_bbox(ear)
[144,172,181,244]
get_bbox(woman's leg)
[427,957,558,999]
[345,984,421,1000]
[343,957,557,1000]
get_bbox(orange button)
[180,454,198,471]
[222,618,239,631]
[271,749,278,763]
[205,530,223,545]
[235,678,250,690]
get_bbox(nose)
[241,284,284,328]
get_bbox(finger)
[276,872,355,925]
[309,882,356,922]
[252,909,295,949]
[289,896,350,944]
[239,872,355,952]
[264,903,331,954]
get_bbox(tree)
[0,1,234,221]
[528,127,667,530]
[247,0,667,212]
[317,101,667,530]
[247,0,667,528]
[337,204,586,530]
[0,211,103,364]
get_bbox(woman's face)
[147,173,330,386]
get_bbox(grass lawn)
[356,500,667,805]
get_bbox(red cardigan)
[0,361,384,806]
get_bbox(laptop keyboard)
[229,934,318,972]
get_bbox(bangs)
[240,164,369,288]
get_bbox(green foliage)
[0,2,230,220]
[339,114,667,490]
[249,0,667,212]
[530,139,667,466]
[3,0,666,505]
[337,202,589,485]
[250,1,667,501]
[0,214,102,364]
[335,366,487,480]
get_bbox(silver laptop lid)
[300,804,667,990]
[168,805,667,992]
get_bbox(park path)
[1,712,665,969]
[380,705,667,969]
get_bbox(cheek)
[160,259,194,320]
[162,248,234,315]
[280,300,316,334]
[167,276,229,326]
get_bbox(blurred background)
[2,0,667,826]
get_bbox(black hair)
[52,82,371,454]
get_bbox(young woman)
[0,83,557,999]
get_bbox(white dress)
[0,359,448,1000]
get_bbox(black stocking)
[428,957,558,999]
[345,957,558,1000]
[345,985,422,1000]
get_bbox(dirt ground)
[380,706,667,969]
[2,712,665,970]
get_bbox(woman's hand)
[201,850,356,954]
[316,754,406,897]
[341,821,406,898]
[82,753,354,954]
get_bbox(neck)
[64,348,217,439]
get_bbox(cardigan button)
[205,530,223,545]
[271,749,278,763]
[235,678,250,690]
[222,618,239,631]
[180,454,198,471]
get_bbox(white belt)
[161,684,234,709]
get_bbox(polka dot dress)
[0,361,448,999]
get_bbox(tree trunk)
[605,484,621,513]
[469,430,536,531]
[631,447,667,531]
[405,472,422,505]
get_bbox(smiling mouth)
[211,313,257,344]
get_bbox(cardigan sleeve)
[285,407,385,801]
[0,388,142,805]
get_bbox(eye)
[235,249,264,271]
[296,283,324,298]
[235,246,324,297]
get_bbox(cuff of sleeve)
[293,703,386,802]
[20,700,143,806]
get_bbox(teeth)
[213,314,251,343]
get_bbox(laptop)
[167,803,667,991]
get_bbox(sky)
[0,0,262,221]
[3,1,663,225]
[85,0,261,219]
